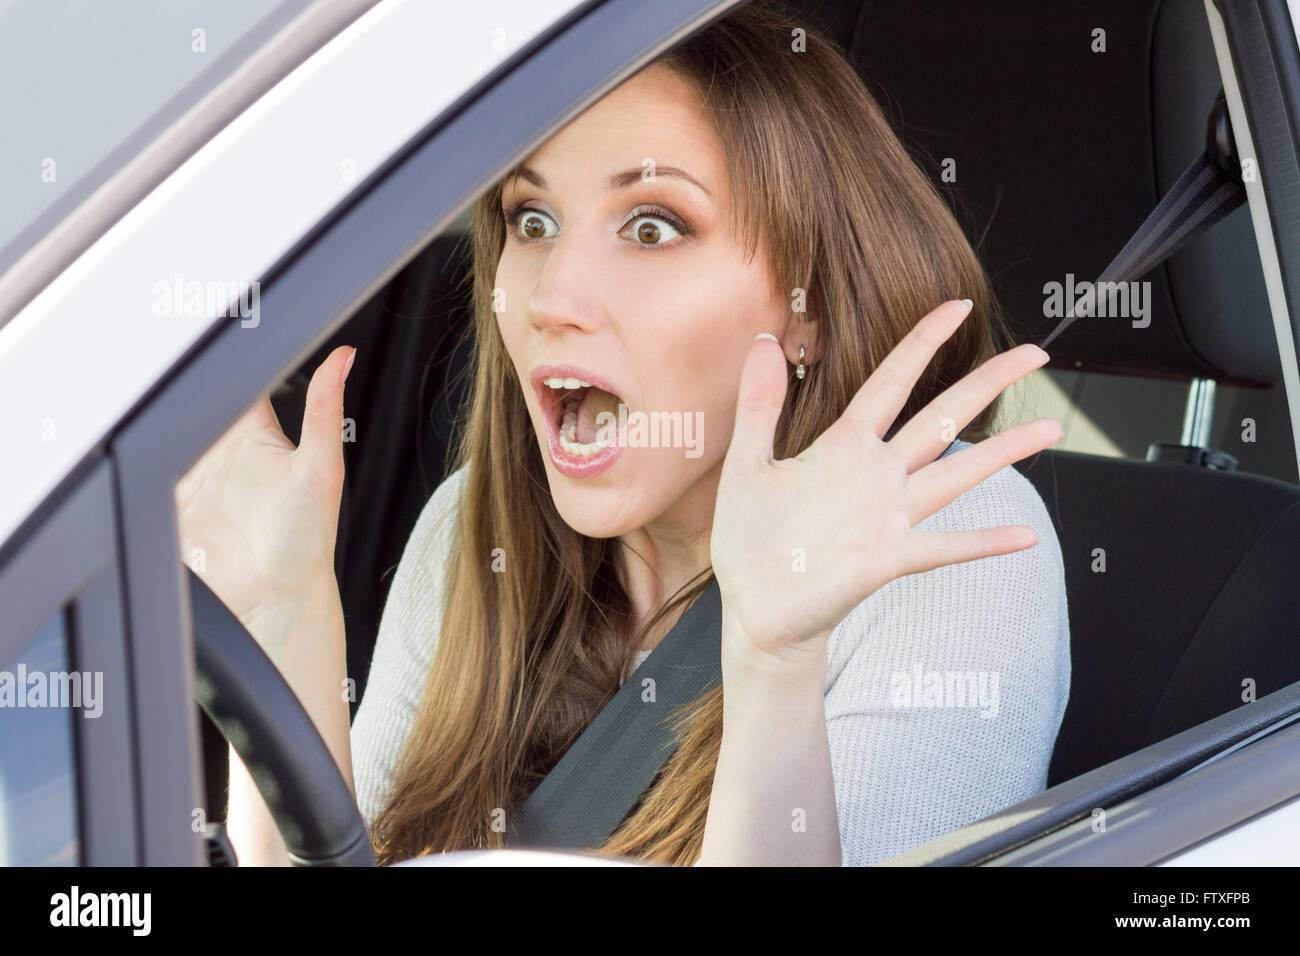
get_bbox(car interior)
[188,0,1300,859]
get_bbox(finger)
[889,342,1049,473]
[725,333,788,469]
[841,299,973,436]
[905,417,1062,524]
[898,525,1039,577]
[297,345,356,479]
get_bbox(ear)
[779,312,821,371]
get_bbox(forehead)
[513,63,727,193]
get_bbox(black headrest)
[820,0,1280,386]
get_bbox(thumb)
[297,345,355,483]
[725,333,788,470]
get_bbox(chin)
[531,426,707,538]
[540,446,669,539]
[546,479,645,539]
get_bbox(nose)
[525,229,603,335]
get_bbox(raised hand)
[710,300,1060,659]
[175,345,355,626]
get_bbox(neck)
[615,462,720,649]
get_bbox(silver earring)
[796,344,807,380]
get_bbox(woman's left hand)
[710,299,1061,662]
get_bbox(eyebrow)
[507,164,713,198]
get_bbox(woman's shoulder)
[373,465,468,660]
[425,464,469,526]
[352,467,468,828]
[924,438,1056,536]
[429,463,469,516]
[403,465,469,563]
[824,436,1069,687]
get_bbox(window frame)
[988,712,1300,866]
[0,459,136,866]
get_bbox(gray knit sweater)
[350,439,1071,865]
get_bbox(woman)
[177,3,1069,867]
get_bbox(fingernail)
[754,332,779,344]
[341,347,357,386]
[959,298,973,311]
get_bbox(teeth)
[557,403,613,458]
[543,377,593,389]
[539,374,616,458]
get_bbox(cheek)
[643,280,771,463]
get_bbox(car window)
[0,607,80,866]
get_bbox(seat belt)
[503,434,922,852]
[505,578,723,850]
[503,92,1250,855]
[1039,90,1246,349]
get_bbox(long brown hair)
[370,1,1014,866]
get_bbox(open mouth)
[539,375,625,458]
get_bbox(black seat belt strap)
[1039,91,1246,350]
[505,578,723,850]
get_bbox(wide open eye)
[515,208,560,241]
[621,212,685,247]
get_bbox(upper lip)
[529,363,624,401]
[529,363,627,437]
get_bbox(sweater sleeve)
[350,466,466,831]
[821,443,1071,866]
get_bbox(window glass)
[0,608,81,865]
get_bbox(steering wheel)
[188,569,654,867]
[188,569,375,866]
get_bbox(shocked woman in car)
[177,2,1070,866]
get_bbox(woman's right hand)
[175,345,356,627]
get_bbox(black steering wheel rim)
[188,569,375,866]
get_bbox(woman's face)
[495,63,796,539]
